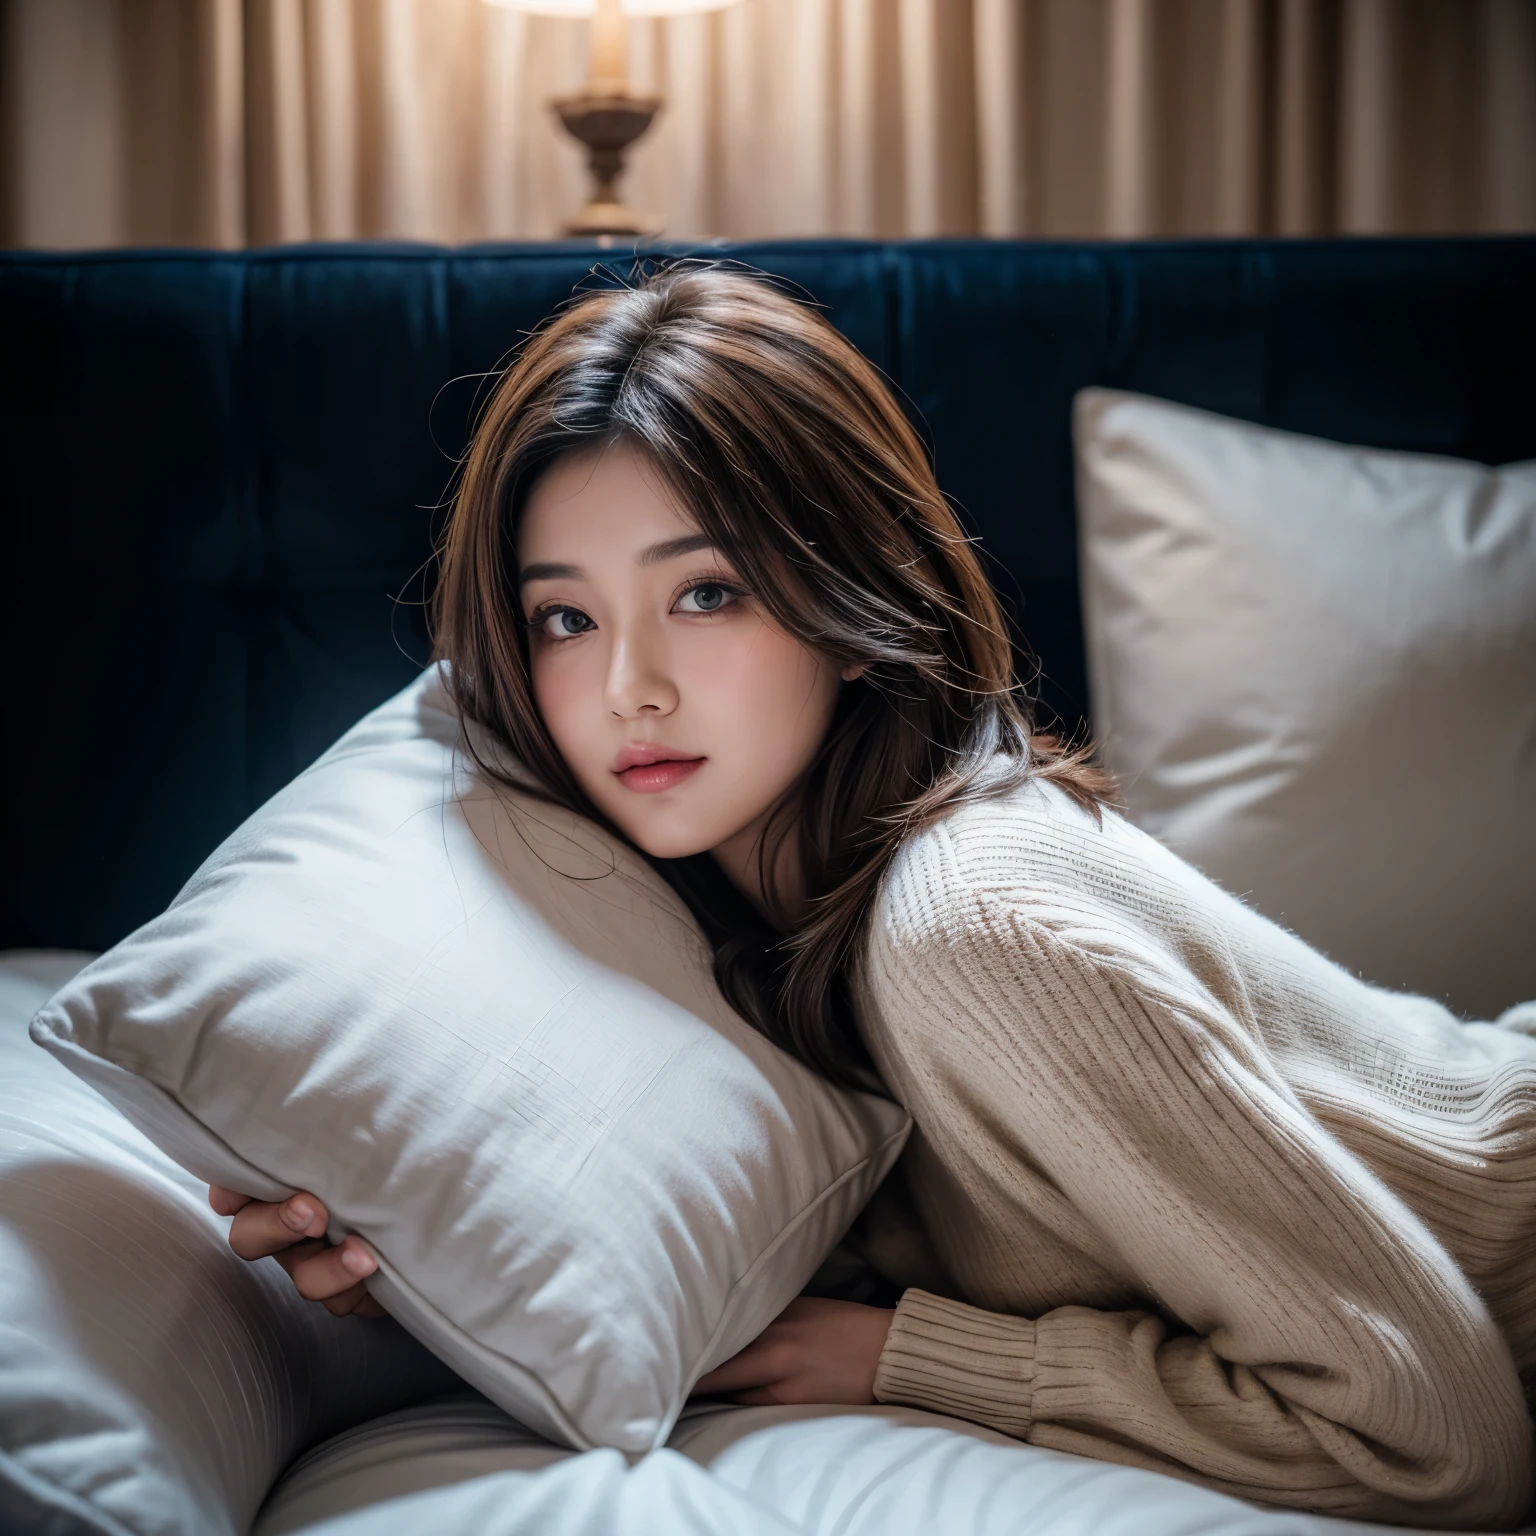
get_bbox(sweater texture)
[855,777,1536,1529]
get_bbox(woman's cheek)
[691,619,837,766]
[529,648,607,792]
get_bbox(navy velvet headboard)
[4,236,1534,952]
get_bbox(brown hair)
[433,264,1110,1089]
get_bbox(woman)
[211,266,1536,1529]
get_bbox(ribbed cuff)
[873,1288,1037,1439]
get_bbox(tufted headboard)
[4,236,1533,951]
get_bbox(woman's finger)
[207,1185,252,1218]
[269,1238,329,1275]
[320,1282,370,1317]
[320,1283,390,1319]
[275,1234,378,1302]
[226,1193,330,1259]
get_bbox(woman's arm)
[861,904,1534,1530]
[693,1296,893,1403]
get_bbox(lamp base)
[563,199,663,241]
[553,91,663,240]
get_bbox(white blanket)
[255,1392,1447,1536]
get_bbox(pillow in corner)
[30,665,909,1456]
[0,950,459,1536]
[1074,387,1536,1017]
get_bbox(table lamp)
[485,0,741,239]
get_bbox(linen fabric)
[1073,387,1536,1018]
[853,777,1536,1528]
[31,666,908,1456]
[0,950,459,1536]
[255,1392,1422,1536]
[256,1396,802,1536]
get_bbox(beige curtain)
[2,0,1532,249]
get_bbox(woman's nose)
[604,629,679,719]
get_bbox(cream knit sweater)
[855,777,1536,1530]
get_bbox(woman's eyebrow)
[640,533,717,566]
[518,561,581,586]
[518,535,716,586]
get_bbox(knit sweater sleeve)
[863,882,1534,1529]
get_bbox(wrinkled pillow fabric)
[1074,388,1536,1018]
[0,951,458,1536]
[32,667,909,1455]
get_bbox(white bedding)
[255,1391,1441,1536]
[0,952,1514,1535]
[0,952,457,1536]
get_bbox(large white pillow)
[1074,388,1536,1017]
[31,666,908,1456]
[253,1393,1416,1536]
[0,950,458,1536]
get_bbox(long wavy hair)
[433,264,1110,1090]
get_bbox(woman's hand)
[207,1185,385,1318]
[692,1297,894,1406]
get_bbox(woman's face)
[518,440,850,889]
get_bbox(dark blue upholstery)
[4,236,1533,952]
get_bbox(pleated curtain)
[2,0,1532,249]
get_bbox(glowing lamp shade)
[483,0,740,240]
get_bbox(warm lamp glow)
[485,0,737,14]
[483,0,742,239]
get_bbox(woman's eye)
[536,607,596,639]
[674,582,737,614]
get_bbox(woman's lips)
[615,758,704,793]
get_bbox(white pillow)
[31,666,908,1455]
[253,1394,797,1536]
[1074,388,1536,1017]
[0,950,458,1536]
[254,1393,1399,1536]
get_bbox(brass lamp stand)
[553,0,661,239]
[486,0,740,239]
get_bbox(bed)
[3,236,1534,1534]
